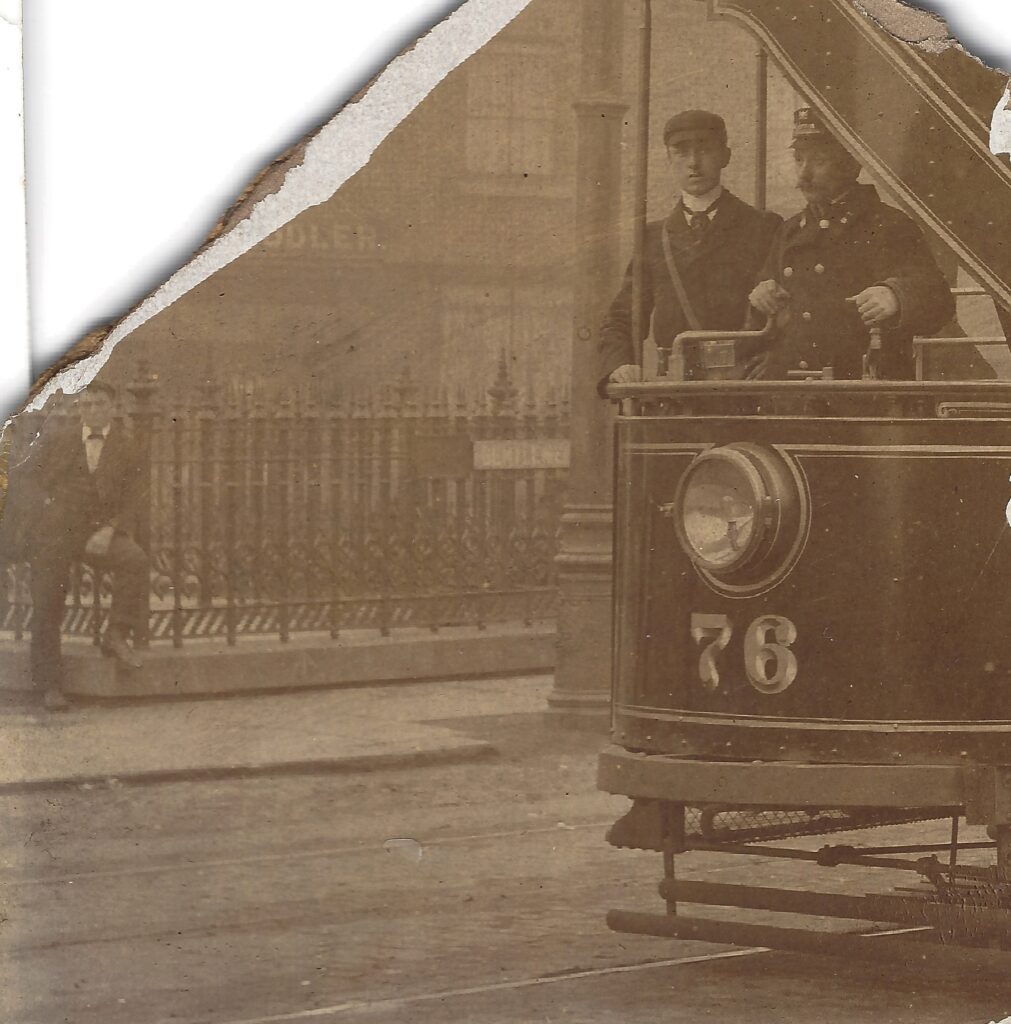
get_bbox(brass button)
[783,266,794,278]
[802,311,813,321]
[814,263,825,274]
[840,216,849,225]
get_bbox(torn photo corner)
[5,0,1011,1019]
[21,0,533,410]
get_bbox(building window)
[441,284,572,394]
[465,50,558,177]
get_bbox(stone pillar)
[548,0,627,715]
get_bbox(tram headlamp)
[671,444,808,593]
[676,448,767,573]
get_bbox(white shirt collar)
[681,184,724,214]
[82,422,111,442]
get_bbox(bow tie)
[87,432,105,441]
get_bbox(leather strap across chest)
[661,222,702,332]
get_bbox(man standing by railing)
[0,380,148,710]
[598,109,782,389]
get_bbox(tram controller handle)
[863,327,883,380]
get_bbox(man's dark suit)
[0,413,148,689]
[598,191,782,389]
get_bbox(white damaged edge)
[852,0,953,52]
[0,0,30,418]
[992,82,1011,157]
[0,0,22,29]
[24,0,534,413]
[840,3,1011,157]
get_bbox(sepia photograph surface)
[4,0,1011,1020]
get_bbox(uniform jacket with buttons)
[598,191,782,391]
[750,184,954,379]
[0,415,144,564]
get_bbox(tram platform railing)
[913,285,1009,381]
[913,336,1008,381]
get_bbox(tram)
[599,0,1011,968]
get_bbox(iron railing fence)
[1,362,570,647]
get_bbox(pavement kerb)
[0,623,558,699]
[0,676,551,792]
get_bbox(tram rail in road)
[165,948,773,1024]
[161,926,949,1024]
[0,819,615,888]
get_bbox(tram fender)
[598,746,968,810]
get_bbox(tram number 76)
[690,613,798,694]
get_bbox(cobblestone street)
[1,689,1009,1024]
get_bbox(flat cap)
[663,109,727,146]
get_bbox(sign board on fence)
[472,439,570,471]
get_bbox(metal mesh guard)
[685,805,946,843]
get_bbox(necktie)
[689,211,710,234]
[86,433,104,473]
[687,195,721,235]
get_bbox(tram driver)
[747,107,954,380]
[598,109,782,391]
